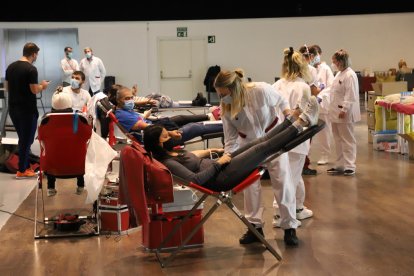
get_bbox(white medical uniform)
[60,57,79,85]
[222,82,300,229]
[273,78,311,209]
[314,62,335,161]
[328,67,361,171]
[79,56,106,93]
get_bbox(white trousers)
[288,152,306,209]
[244,152,300,229]
[313,113,332,159]
[331,122,357,171]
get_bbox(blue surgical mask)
[66,52,72,59]
[313,55,321,65]
[70,79,80,89]
[85,53,92,59]
[221,94,232,105]
[123,99,135,110]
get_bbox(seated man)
[61,70,91,112]
[114,85,223,146]
[44,90,86,196]
[143,96,320,191]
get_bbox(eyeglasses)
[123,96,134,100]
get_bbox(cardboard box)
[367,111,375,129]
[398,133,414,160]
[368,128,375,144]
[367,91,377,112]
[371,81,407,96]
[373,132,398,151]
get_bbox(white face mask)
[331,63,338,72]
[221,94,232,105]
[313,55,321,65]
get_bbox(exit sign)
[177,27,188,37]
[208,36,216,43]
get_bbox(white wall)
[1,12,413,96]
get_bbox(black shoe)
[327,168,343,174]
[302,168,317,176]
[239,226,264,244]
[343,169,355,176]
[284,228,299,246]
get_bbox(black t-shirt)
[5,60,38,114]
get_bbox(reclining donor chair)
[118,117,325,267]
[34,112,99,239]
[96,97,224,148]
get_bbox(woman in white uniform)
[310,44,334,165]
[326,49,361,176]
[273,47,314,223]
[214,69,301,246]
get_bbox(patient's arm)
[191,148,224,158]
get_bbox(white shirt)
[316,62,334,114]
[60,57,79,84]
[328,67,361,123]
[79,56,106,93]
[62,86,91,112]
[272,78,311,155]
[222,82,288,154]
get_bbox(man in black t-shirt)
[5,42,50,179]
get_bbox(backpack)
[192,92,207,106]
[145,93,173,108]
[118,141,174,226]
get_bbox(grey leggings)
[203,119,298,191]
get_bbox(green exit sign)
[208,36,216,43]
[177,27,187,37]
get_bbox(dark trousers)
[47,174,85,189]
[169,114,209,126]
[9,109,38,173]
[205,119,299,191]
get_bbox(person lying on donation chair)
[143,95,319,191]
[112,85,222,146]
[44,90,86,197]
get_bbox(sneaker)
[302,168,317,176]
[16,169,37,179]
[76,187,84,195]
[317,155,329,165]
[272,215,302,228]
[239,225,264,244]
[284,228,299,246]
[299,96,319,126]
[47,189,57,197]
[327,168,343,174]
[296,207,313,220]
[343,169,355,176]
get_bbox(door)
[158,38,206,101]
[3,29,79,108]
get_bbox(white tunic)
[79,56,106,93]
[328,67,361,123]
[272,78,311,155]
[60,57,79,84]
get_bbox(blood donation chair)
[118,116,325,267]
[96,97,224,148]
[34,112,99,239]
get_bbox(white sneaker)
[47,189,57,197]
[76,187,84,195]
[299,96,319,126]
[296,207,313,220]
[272,215,302,228]
[317,158,328,165]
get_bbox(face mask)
[66,52,72,59]
[331,63,338,72]
[221,94,232,105]
[70,79,80,89]
[313,55,321,65]
[123,99,135,110]
[85,53,92,59]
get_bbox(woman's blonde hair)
[281,47,312,83]
[214,68,247,119]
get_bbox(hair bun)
[234,68,244,78]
